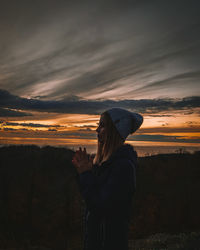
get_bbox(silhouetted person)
[72,108,143,250]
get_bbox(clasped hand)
[72,147,93,174]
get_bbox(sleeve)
[77,159,136,215]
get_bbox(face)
[96,115,107,144]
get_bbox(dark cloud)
[139,126,200,133]
[129,134,200,143]
[5,121,63,128]
[2,127,28,132]
[46,130,97,139]
[0,89,199,116]
[0,0,199,100]
[75,125,97,128]
[0,107,32,117]
[146,114,174,117]
[3,127,16,131]
[79,128,93,131]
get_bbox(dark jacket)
[76,143,138,250]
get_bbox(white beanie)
[106,107,143,141]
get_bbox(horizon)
[0,139,199,157]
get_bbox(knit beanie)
[106,107,143,141]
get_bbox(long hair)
[93,111,125,165]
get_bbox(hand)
[72,147,93,174]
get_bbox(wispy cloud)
[0,0,199,101]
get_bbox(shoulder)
[113,157,132,165]
[111,158,134,175]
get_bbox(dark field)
[0,145,199,250]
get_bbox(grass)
[128,231,200,250]
[1,231,199,250]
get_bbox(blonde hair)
[93,111,125,165]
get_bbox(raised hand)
[72,147,93,174]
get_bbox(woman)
[72,107,143,250]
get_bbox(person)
[72,107,143,250]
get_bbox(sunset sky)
[0,0,200,155]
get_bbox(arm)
[77,159,136,216]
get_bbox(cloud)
[0,0,200,101]
[0,107,32,117]
[3,127,17,131]
[129,134,200,143]
[79,128,92,131]
[129,70,200,97]
[4,121,63,128]
[75,125,97,128]
[139,126,200,133]
[0,89,200,116]
[1,127,199,144]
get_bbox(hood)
[100,143,138,168]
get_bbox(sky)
[0,0,200,155]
